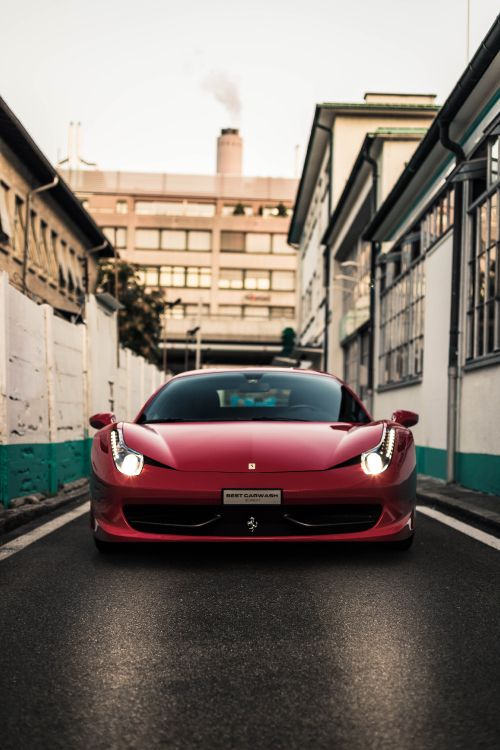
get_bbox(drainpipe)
[316,123,333,371]
[22,176,59,293]
[362,139,379,413]
[439,120,465,484]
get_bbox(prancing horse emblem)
[247,516,258,533]
[248,463,256,470]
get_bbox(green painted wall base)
[416,445,500,496]
[0,438,92,507]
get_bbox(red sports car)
[89,368,418,552]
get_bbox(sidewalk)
[417,475,500,535]
[0,479,89,535]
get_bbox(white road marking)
[417,505,500,551]
[0,501,90,562]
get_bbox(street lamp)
[184,326,200,372]
[162,298,182,376]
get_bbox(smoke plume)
[202,72,242,123]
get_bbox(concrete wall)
[0,272,162,506]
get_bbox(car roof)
[169,367,344,385]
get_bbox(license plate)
[222,489,282,505]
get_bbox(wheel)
[387,534,414,551]
[94,536,122,553]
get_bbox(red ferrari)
[89,368,418,552]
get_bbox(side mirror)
[89,412,116,430]
[391,409,419,428]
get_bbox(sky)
[1,0,499,178]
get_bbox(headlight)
[361,426,395,475]
[110,427,144,477]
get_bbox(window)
[270,306,294,319]
[135,201,215,217]
[135,228,159,249]
[219,269,243,289]
[219,305,243,317]
[116,200,128,214]
[0,182,11,241]
[244,270,270,290]
[12,195,24,255]
[246,233,271,253]
[161,230,186,250]
[489,135,499,186]
[420,188,454,251]
[466,187,499,359]
[103,226,127,249]
[187,231,211,251]
[272,234,291,254]
[221,232,245,252]
[139,371,370,424]
[138,265,211,288]
[272,271,294,291]
[379,257,425,386]
[243,306,269,318]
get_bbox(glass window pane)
[136,229,160,249]
[244,306,269,318]
[115,228,127,248]
[272,234,290,254]
[161,230,186,250]
[188,231,211,251]
[272,271,294,290]
[219,269,243,289]
[246,233,271,253]
[146,268,160,286]
[185,203,216,217]
[219,305,242,316]
[221,232,245,252]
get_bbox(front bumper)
[91,463,416,543]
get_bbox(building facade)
[0,98,111,316]
[65,130,298,370]
[321,127,429,405]
[288,94,439,369]
[365,17,500,494]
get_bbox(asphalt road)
[1,505,500,750]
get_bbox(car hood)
[122,421,384,473]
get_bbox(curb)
[0,481,89,535]
[417,489,500,536]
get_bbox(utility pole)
[185,326,200,372]
[162,298,182,377]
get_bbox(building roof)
[0,97,112,255]
[287,98,440,245]
[66,169,297,203]
[364,14,500,242]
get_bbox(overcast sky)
[1,1,498,178]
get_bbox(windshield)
[139,372,370,424]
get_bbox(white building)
[288,94,439,369]
[365,16,500,494]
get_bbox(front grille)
[123,504,382,537]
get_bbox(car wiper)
[141,418,196,424]
[248,417,309,422]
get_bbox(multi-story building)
[321,126,429,406]
[288,94,439,370]
[0,97,111,315]
[65,129,297,370]
[365,17,500,494]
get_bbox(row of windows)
[466,186,499,359]
[379,258,425,386]
[165,304,294,320]
[220,231,291,254]
[137,265,295,291]
[84,200,292,219]
[103,226,292,254]
[0,181,84,295]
